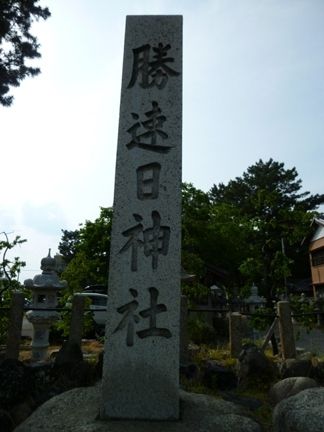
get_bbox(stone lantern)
[24,249,67,362]
[245,283,266,313]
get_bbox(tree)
[0,231,26,343]
[59,207,113,293]
[58,229,80,264]
[0,231,26,298]
[209,159,324,302]
[181,183,249,300]
[0,0,50,106]
[181,182,212,279]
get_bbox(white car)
[21,293,108,338]
[75,292,108,327]
[21,315,33,338]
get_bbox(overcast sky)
[1,0,324,282]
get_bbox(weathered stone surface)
[180,362,198,380]
[5,292,24,360]
[201,360,237,390]
[280,358,315,379]
[0,408,14,432]
[277,301,296,359]
[54,340,83,367]
[0,359,31,408]
[68,294,86,345]
[229,313,243,358]
[101,15,183,420]
[15,385,262,432]
[238,344,275,385]
[219,392,263,411]
[180,295,189,364]
[9,399,33,428]
[273,387,324,432]
[269,376,318,406]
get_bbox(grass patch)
[192,343,237,368]
[182,343,276,431]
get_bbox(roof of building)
[311,218,324,242]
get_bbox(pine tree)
[0,0,50,106]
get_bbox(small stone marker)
[5,291,24,360]
[101,15,182,420]
[278,301,296,359]
[229,312,243,358]
[68,294,85,346]
[180,295,189,364]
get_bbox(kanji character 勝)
[127,43,180,89]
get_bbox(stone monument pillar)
[101,15,182,420]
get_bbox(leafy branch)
[0,231,26,298]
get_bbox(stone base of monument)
[15,383,261,432]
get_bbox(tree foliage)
[0,231,27,343]
[209,159,324,301]
[0,231,26,298]
[59,207,113,293]
[0,0,50,106]
[181,182,212,279]
[58,229,80,265]
[58,160,323,305]
[181,182,249,295]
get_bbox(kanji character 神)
[119,211,170,271]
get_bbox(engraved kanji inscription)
[137,162,161,200]
[143,211,170,270]
[119,211,170,271]
[127,43,180,89]
[113,287,171,346]
[127,101,172,153]
[113,288,140,347]
[119,214,143,272]
[137,287,171,339]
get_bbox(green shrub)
[187,316,216,345]
[289,294,317,331]
[51,291,95,340]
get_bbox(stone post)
[180,295,189,364]
[101,15,182,420]
[229,312,242,358]
[68,295,85,346]
[277,301,296,359]
[5,292,24,360]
